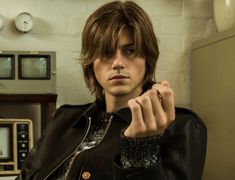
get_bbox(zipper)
[70,114,113,179]
[43,117,92,180]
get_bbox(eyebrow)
[118,43,134,48]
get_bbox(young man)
[16,1,207,180]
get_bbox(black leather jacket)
[16,99,207,180]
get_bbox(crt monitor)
[0,55,15,79]
[18,55,50,80]
[0,124,13,162]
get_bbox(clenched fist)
[124,81,175,138]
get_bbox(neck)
[104,95,128,112]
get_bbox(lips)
[109,75,129,80]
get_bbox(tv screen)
[18,55,50,79]
[0,55,15,79]
[0,125,11,161]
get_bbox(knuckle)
[131,103,141,112]
[139,96,150,105]
[147,89,156,97]
[128,99,141,112]
[146,125,157,133]
[152,83,160,89]
[158,121,167,129]
[136,126,147,135]
[162,88,173,96]
[127,99,135,106]
[157,116,168,128]
[157,113,167,122]
[167,110,176,121]
[169,113,176,122]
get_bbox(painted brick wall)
[0,0,216,107]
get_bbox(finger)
[161,90,175,121]
[145,89,165,117]
[152,83,175,121]
[161,80,169,87]
[146,89,167,132]
[127,99,145,127]
[126,99,148,137]
[135,95,156,132]
[154,81,168,104]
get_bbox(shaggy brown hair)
[81,1,159,99]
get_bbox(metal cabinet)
[192,27,235,180]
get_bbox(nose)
[111,51,125,70]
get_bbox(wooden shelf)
[0,94,57,133]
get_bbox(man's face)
[93,29,146,99]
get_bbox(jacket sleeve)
[113,109,207,180]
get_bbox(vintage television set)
[0,119,33,175]
[0,51,56,93]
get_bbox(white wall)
[0,0,216,107]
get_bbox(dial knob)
[21,143,26,148]
[21,134,26,138]
[21,153,26,158]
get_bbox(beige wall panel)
[192,28,235,180]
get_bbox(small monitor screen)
[0,55,15,79]
[0,126,11,160]
[18,55,50,79]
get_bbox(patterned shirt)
[48,112,113,179]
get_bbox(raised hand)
[124,81,175,138]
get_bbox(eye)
[123,47,135,57]
[101,50,114,60]
[103,51,109,58]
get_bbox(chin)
[108,87,131,95]
[109,86,141,97]
[111,90,131,96]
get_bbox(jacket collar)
[72,97,132,127]
[114,107,132,124]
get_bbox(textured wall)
[0,0,215,107]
